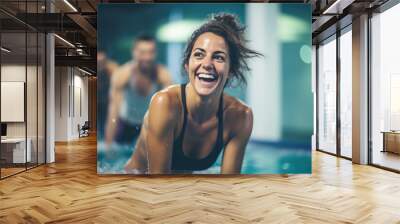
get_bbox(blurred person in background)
[124,14,262,174]
[97,52,119,138]
[105,34,172,149]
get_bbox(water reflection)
[98,141,311,174]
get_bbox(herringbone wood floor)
[1,135,400,224]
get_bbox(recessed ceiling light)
[1,47,11,53]
[54,34,75,48]
[322,0,353,15]
[78,67,92,76]
[63,0,78,12]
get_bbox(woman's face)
[186,32,230,97]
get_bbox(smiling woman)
[123,13,262,174]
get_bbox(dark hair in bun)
[182,13,262,87]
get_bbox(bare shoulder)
[142,85,182,138]
[157,64,169,73]
[223,94,253,136]
[111,62,133,88]
[156,64,172,87]
[148,85,181,117]
[223,94,253,121]
[106,60,119,75]
[156,64,171,79]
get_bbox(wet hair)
[133,33,156,48]
[182,13,262,87]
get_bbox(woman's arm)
[221,107,253,174]
[146,91,176,174]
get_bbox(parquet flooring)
[1,167,26,178]
[373,151,400,171]
[1,135,400,223]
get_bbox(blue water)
[97,140,311,174]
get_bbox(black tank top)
[171,84,224,171]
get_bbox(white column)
[352,14,369,164]
[46,33,55,163]
[45,1,55,163]
[246,4,281,141]
[67,67,74,140]
[54,67,73,141]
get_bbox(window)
[339,27,352,158]
[370,2,400,171]
[0,1,47,179]
[317,35,337,154]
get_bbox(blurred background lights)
[300,44,312,64]
[157,20,204,43]
[278,14,309,42]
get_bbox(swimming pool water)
[97,141,311,174]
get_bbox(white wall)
[1,82,25,122]
[1,65,26,130]
[72,72,89,138]
[54,67,89,141]
[55,67,69,141]
[1,64,26,81]
[1,65,37,138]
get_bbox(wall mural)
[97,3,312,174]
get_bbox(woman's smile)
[187,32,230,97]
[194,70,221,95]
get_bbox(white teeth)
[198,73,215,79]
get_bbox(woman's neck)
[186,83,221,124]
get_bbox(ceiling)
[0,0,392,75]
